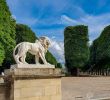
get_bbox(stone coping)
[11,64,55,69]
[0,83,5,86]
[4,68,63,79]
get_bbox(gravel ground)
[62,77,110,100]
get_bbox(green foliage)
[56,63,62,68]
[45,51,62,68]
[0,0,61,69]
[64,25,90,70]
[0,43,5,65]
[45,51,57,66]
[90,25,110,69]
[0,0,16,65]
[16,24,37,44]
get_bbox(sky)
[6,0,110,65]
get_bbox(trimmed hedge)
[64,25,89,74]
[90,25,110,69]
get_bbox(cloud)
[49,38,64,64]
[12,15,16,20]
[61,13,110,41]
[61,15,79,25]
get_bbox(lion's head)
[38,36,51,50]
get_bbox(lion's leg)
[15,55,22,64]
[20,55,28,64]
[35,55,40,64]
[39,52,47,64]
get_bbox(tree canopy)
[16,24,37,44]
[0,0,16,65]
[0,43,5,65]
[64,25,89,75]
[90,25,110,69]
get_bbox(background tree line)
[0,0,62,73]
[64,25,110,76]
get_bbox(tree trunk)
[70,68,80,76]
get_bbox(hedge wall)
[64,25,89,75]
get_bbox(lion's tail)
[13,43,22,60]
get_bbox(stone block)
[45,86,57,96]
[21,87,43,98]
[20,97,39,100]
[51,95,61,100]
[4,67,62,78]
[14,89,21,98]
[39,96,51,100]
[4,65,62,100]
[11,64,55,69]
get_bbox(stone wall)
[0,83,6,100]
[14,78,61,100]
[4,67,62,100]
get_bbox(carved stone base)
[4,65,62,100]
[11,64,55,69]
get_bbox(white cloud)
[49,38,64,64]
[61,15,79,25]
[61,13,110,41]
[12,15,16,20]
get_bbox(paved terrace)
[62,77,110,100]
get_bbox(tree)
[90,25,110,69]
[64,25,89,75]
[15,24,62,68]
[45,51,58,66]
[0,43,5,65]
[16,24,37,44]
[56,63,62,68]
[0,0,16,67]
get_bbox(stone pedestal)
[4,64,62,100]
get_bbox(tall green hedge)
[64,25,89,75]
[0,0,16,65]
[90,25,110,69]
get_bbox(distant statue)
[13,36,51,65]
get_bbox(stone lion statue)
[13,36,51,65]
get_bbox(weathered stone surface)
[13,77,61,100]
[4,65,62,100]
[4,68,62,79]
[11,64,55,69]
[13,36,51,65]
[0,83,6,100]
